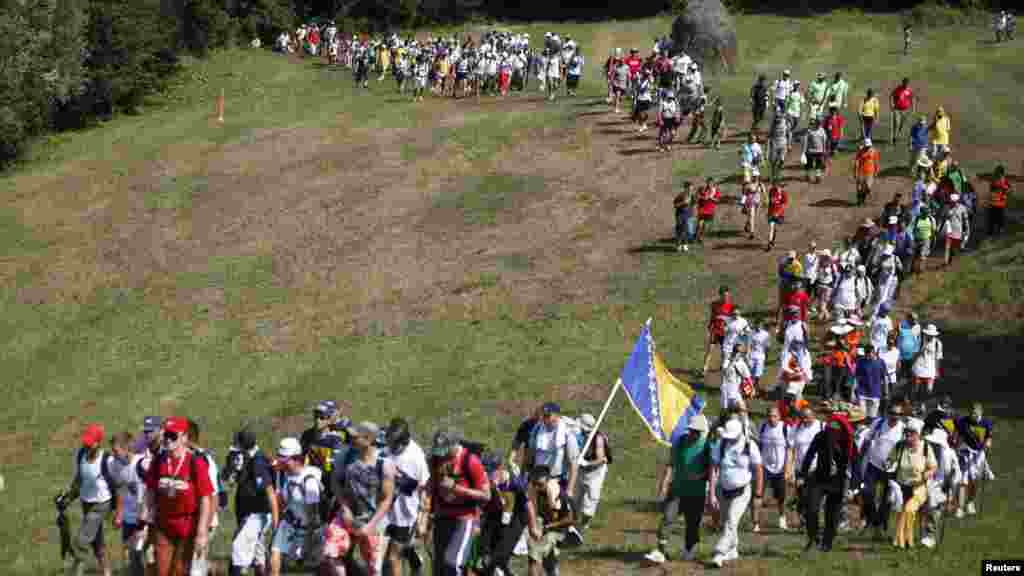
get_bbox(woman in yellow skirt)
[886,418,937,549]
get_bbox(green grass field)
[2,11,1022,575]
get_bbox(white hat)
[856,347,865,355]
[863,138,873,147]
[820,249,832,258]
[950,194,960,202]
[863,218,875,228]
[787,250,798,259]
[925,428,948,445]
[923,323,940,336]
[783,69,791,75]
[688,414,709,433]
[905,418,924,434]
[579,413,597,430]
[888,216,898,225]
[277,437,302,458]
[884,243,895,255]
[847,316,864,326]
[719,419,743,440]
[830,324,854,335]
[917,156,933,168]
[856,264,867,272]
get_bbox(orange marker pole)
[217,88,225,123]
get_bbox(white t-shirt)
[759,422,790,476]
[384,440,430,528]
[788,421,823,474]
[116,454,145,525]
[530,421,580,478]
[773,78,792,101]
[76,450,114,504]
[866,419,905,470]
[749,329,772,360]
[721,357,751,409]
[713,437,762,491]
[278,466,322,527]
[912,337,943,379]
[722,317,751,356]
[547,54,561,78]
[870,316,893,351]
[880,347,900,379]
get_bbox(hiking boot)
[681,546,696,561]
[778,516,789,531]
[711,554,726,568]
[644,549,667,564]
[966,502,977,515]
[921,536,936,549]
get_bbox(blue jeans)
[861,463,891,530]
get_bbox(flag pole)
[577,378,622,466]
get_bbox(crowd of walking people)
[53,19,1017,576]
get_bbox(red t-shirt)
[626,56,642,77]
[698,186,720,217]
[144,450,214,539]
[428,448,490,520]
[708,297,733,336]
[768,187,788,217]
[783,289,810,321]
[826,114,845,140]
[891,86,913,111]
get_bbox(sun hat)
[923,324,940,336]
[347,420,380,439]
[817,71,826,79]
[905,418,924,434]
[783,69,791,75]
[579,413,597,430]
[864,138,873,147]
[718,418,743,440]
[277,437,302,458]
[950,194,960,202]
[820,248,832,258]
[688,414,709,433]
[925,428,948,445]
[884,243,895,255]
[81,423,105,448]
[888,216,898,225]
[862,218,875,228]
[856,264,867,273]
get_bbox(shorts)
[271,520,308,560]
[749,355,765,378]
[709,333,724,346]
[567,75,580,89]
[945,236,962,251]
[528,530,564,562]
[456,72,466,81]
[806,153,824,170]
[121,522,142,544]
[765,473,787,502]
[743,166,753,183]
[768,215,784,225]
[613,85,626,96]
[915,239,932,258]
[232,513,272,568]
[860,175,875,190]
[635,101,652,114]
[385,524,415,545]
[661,118,678,130]
[699,212,715,222]
[828,139,841,156]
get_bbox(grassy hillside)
[2,11,1022,575]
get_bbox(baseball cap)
[579,413,597,430]
[314,400,338,417]
[164,417,189,435]
[542,402,561,415]
[431,428,461,457]
[142,416,163,433]
[347,421,380,439]
[719,419,743,440]
[234,429,257,451]
[688,414,709,433]
[81,423,105,448]
[277,437,302,458]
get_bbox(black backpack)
[237,451,271,501]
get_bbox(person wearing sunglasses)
[142,417,215,576]
[858,404,905,541]
[300,400,347,524]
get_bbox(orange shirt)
[991,177,1009,208]
[855,148,880,177]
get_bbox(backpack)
[753,83,768,106]
[237,451,272,501]
[578,430,614,465]
[897,322,919,360]
[193,449,228,510]
[75,448,118,497]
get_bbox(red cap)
[81,423,105,448]
[164,417,189,435]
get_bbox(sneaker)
[683,244,689,253]
[967,502,977,515]
[921,536,936,549]
[681,546,696,561]
[984,468,996,481]
[565,526,584,547]
[955,508,964,519]
[752,523,761,533]
[778,516,789,531]
[725,549,739,561]
[644,549,667,564]
[711,554,725,568]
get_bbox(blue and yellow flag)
[621,321,704,447]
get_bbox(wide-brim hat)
[925,428,948,445]
[718,418,743,440]
[923,324,940,336]
[688,414,709,433]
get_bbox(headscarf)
[827,412,857,461]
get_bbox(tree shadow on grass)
[810,198,858,208]
[627,239,678,254]
[596,120,625,127]
[574,98,607,108]
[878,166,910,179]
[619,148,654,157]
[713,242,765,251]
[596,128,628,136]
[577,110,608,118]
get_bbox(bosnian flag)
[621,320,704,447]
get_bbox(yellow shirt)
[860,97,880,118]
[931,116,950,146]
[888,441,937,486]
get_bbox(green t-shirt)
[670,436,710,498]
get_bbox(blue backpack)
[897,322,919,361]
